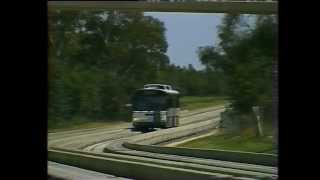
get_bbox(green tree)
[48,10,169,123]
[198,14,277,114]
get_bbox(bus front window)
[132,95,168,111]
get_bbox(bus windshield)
[132,92,168,111]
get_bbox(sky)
[144,12,225,70]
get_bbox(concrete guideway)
[48,123,130,141]
[48,106,225,149]
[84,119,220,152]
[48,122,129,135]
[49,148,275,180]
[81,110,223,152]
[49,128,141,149]
[49,149,253,180]
[48,106,223,141]
[48,105,277,179]
[48,161,133,180]
[95,119,277,178]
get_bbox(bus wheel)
[132,125,139,131]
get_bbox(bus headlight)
[133,117,148,122]
[133,117,139,121]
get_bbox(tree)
[198,14,277,117]
[48,10,169,122]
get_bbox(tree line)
[48,10,227,124]
[48,10,276,128]
[198,14,277,137]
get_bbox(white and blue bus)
[131,84,180,130]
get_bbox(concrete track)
[48,106,278,180]
[48,106,225,149]
[48,161,133,180]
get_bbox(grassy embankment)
[178,96,277,154]
[177,116,277,154]
[177,133,277,154]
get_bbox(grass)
[180,96,229,111]
[178,133,277,154]
[48,118,129,133]
[177,117,277,154]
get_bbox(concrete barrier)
[48,149,235,180]
[123,143,277,167]
[129,119,218,145]
[52,147,276,178]
[120,116,277,167]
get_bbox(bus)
[131,84,180,130]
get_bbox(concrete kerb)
[97,118,277,177]
[48,149,235,180]
[128,119,218,145]
[123,142,277,167]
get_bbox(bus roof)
[144,84,172,89]
[136,88,179,95]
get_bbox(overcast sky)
[144,12,225,70]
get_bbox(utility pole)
[253,106,264,137]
